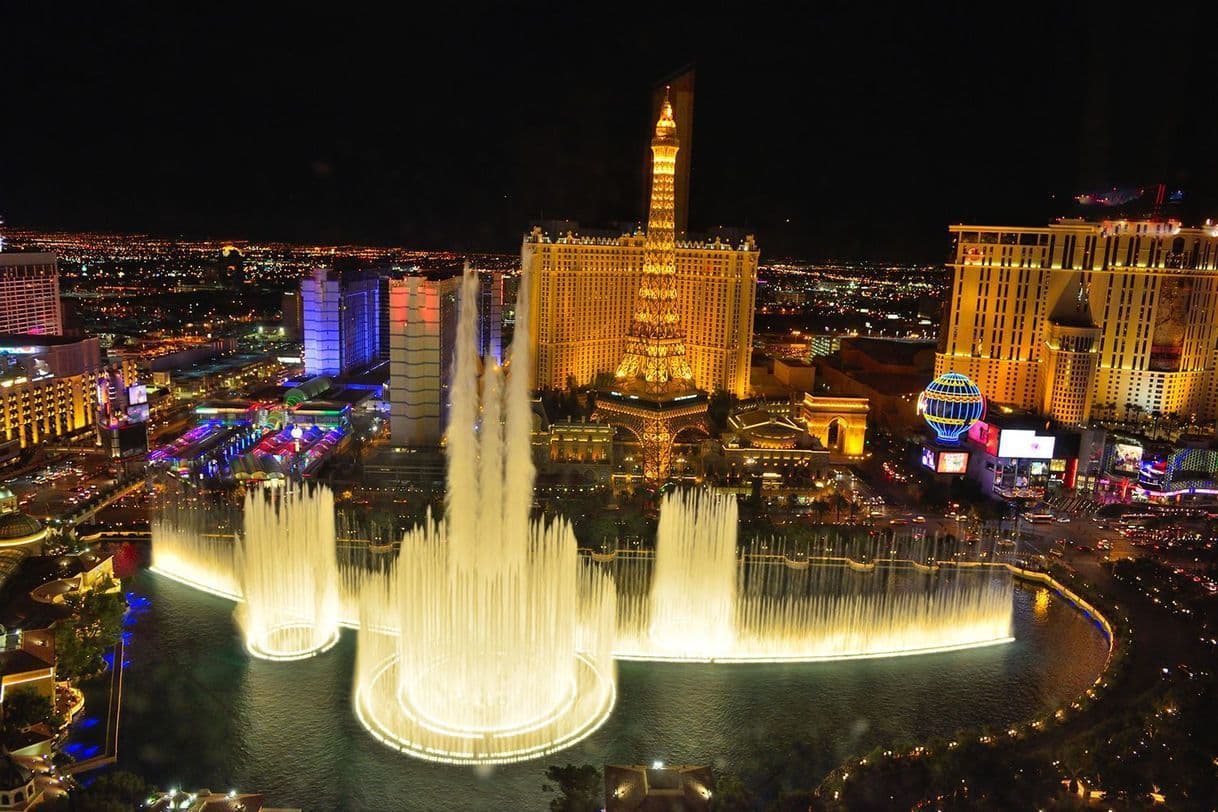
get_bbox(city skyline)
[0,7,1216,809]
[4,5,1216,262]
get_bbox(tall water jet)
[150,485,241,600]
[236,484,340,660]
[353,269,617,764]
[646,489,738,658]
[616,489,1014,662]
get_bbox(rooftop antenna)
[1151,182,1166,221]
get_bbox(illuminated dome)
[0,511,45,547]
[917,372,985,444]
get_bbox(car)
[890,518,909,526]
[1055,516,1071,523]
[912,516,926,524]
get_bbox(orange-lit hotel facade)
[936,219,1218,425]
[523,228,758,398]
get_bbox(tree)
[710,768,756,811]
[38,771,152,812]
[54,576,127,682]
[2,687,57,734]
[1125,402,1143,430]
[831,492,848,522]
[542,763,601,812]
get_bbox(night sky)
[4,3,1216,261]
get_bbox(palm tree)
[832,492,848,522]
[1124,402,1143,430]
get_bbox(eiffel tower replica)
[596,89,707,483]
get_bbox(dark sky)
[3,2,1216,261]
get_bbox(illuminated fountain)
[615,490,1014,662]
[150,490,240,600]
[235,485,340,660]
[644,489,738,658]
[149,273,1017,764]
[352,270,617,764]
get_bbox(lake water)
[76,572,1108,811]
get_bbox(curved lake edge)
[68,569,1112,811]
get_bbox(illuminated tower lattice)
[598,89,707,483]
[615,89,693,389]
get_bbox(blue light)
[917,372,985,444]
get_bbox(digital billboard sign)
[922,446,969,475]
[996,429,1055,459]
[126,403,150,423]
[968,420,1001,456]
[936,451,969,474]
[1112,442,1143,475]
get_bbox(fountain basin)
[354,650,616,765]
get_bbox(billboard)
[1150,276,1194,372]
[922,446,969,475]
[1139,459,1168,488]
[1112,442,1143,474]
[128,384,148,405]
[127,403,150,423]
[997,429,1055,459]
[937,450,969,474]
[968,420,1001,456]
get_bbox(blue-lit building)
[301,268,381,377]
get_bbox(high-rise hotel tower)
[523,96,758,399]
[0,253,62,335]
[936,219,1218,425]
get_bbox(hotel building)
[301,268,381,377]
[0,334,102,447]
[388,275,460,446]
[387,268,503,447]
[523,227,759,398]
[0,253,62,336]
[936,219,1218,424]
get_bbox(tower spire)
[614,86,693,391]
[654,86,676,143]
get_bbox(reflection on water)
[80,573,1108,811]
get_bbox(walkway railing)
[64,638,125,776]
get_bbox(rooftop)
[0,333,95,348]
[846,370,928,397]
[0,252,56,267]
